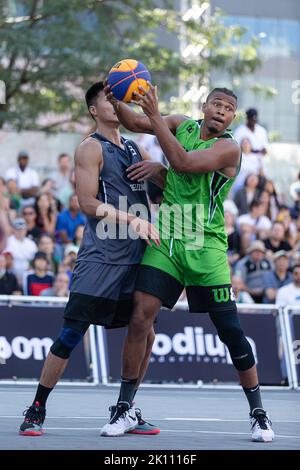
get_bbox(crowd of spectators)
[0,107,300,306]
[0,151,85,298]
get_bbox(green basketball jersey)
[159,118,239,252]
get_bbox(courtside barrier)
[0,295,99,385]
[283,307,300,389]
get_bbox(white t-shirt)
[5,235,37,280]
[237,213,272,232]
[276,283,300,307]
[234,123,268,153]
[5,166,39,189]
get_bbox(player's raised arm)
[132,83,240,174]
[104,81,186,135]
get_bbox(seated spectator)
[57,169,76,209]
[35,193,57,235]
[232,275,254,304]
[73,224,85,248]
[5,151,39,206]
[276,206,297,248]
[231,138,262,195]
[23,252,54,296]
[40,272,70,297]
[0,253,18,295]
[263,251,292,303]
[233,174,259,215]
[261,179,280,221]
[5,178,21,212]
[290,171,300,203]
[235,240,272,303]
[225,210,241,265]
[5,218,37,284]
[276,264,300,306]
[22,205,42,242]
[0,192,11,252]
[56,193,86,244]
[237,200,272,253]
[2,252,14,273]
[38,233,62,273]
[264,221,292,257]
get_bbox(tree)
[0,0,265,131]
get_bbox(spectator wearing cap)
[264,221,292,258]
[22,252,54,296]
[5,151,39,205]
[40,272,70,297]
[263,251,292,303]
[5,218,37,283]
[234,240,272,303]
[234,108,268,160]
[0,253,18,295]
[22,205,42,242]
[276,264,300,306]
[56,193,86,244]
[237,200,272,254]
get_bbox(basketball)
[108,59,151,103]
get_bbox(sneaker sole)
[127,428,160,435]
[19,430,44,436]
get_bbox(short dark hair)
[292,264,300,273]
[249,200,263,211]
[85,82,104,109]
[207,87,237,103]
[246,108,258,118]
[58,153,70,161]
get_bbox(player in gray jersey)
[19,81,166,437]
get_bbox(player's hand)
[131,82,159,119]
[127,161,163,182]
[130,217,160,247]
[104,79,119,107]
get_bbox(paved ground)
[0,385,299,450]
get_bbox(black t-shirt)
[264,239,292,253]
[0,272,18,294]
[27,226,42,242]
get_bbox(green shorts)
[135,237,236,313]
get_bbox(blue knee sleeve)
[50,327,84,359]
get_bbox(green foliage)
[0,0,262,130]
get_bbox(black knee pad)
[210,309,255,371]
[50,319,89,359]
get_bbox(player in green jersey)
[101,83,274,443]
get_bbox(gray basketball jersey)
[76,132,150,265]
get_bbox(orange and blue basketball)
[108,59,151,103]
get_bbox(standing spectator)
[234,108,268,159]
[263,251,292,303]
[51,153,73,206]
[40,272,70,297]
[22,206,42,242]
[235,240,272,303]
[231,138,262,194]
[23,252,54,296]
[264,221,292,257]
[5,151,39,206]
[56,193,86,244]
[34,193,57,235]
[276,264,300,306]
[237,200,272,253]
[0,253,18,295]
[5,218,37,283]
[234,174,259,215]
